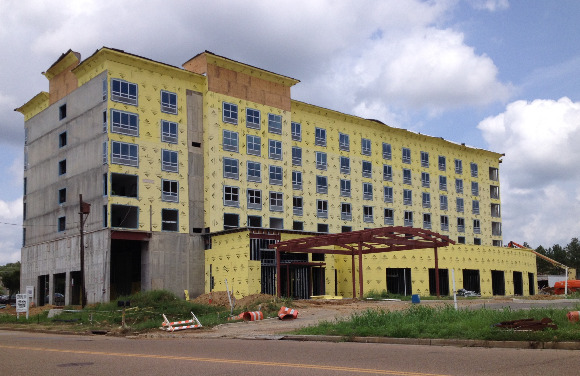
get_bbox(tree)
[565,238,580,272]
[535,246,555,275]
[0,262,20,295]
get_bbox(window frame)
[382,142,392,160]
[361,138,371,156]
[162,149,178,173]
[384,208,394,225]
[403,189,412,205]
[339,133,350,151]
[422,192,431,208]
[341,202,352,221]
[455,159,463,174]
[421,172,430,188]
[340,156,350,174]
[111,109,139,136]
[384,186,393,203]
[292,170,303,190]
[315,127,326,146]
[292,146,302,166]
[291,121,301,141]
[223,186,240,207]
[161,120,178,144]
[316,151,327,170]
[246,108,261,129]
[316,175,328,194]
[161,208,179,232]
[246,134,261,156]
[438,155,446,171]
[111,141,138,167]
[440,194,448,210]
[268,113,282,134]
[317,199,328,218]
[223,130,239,152]
[223,157,239,180]
[363,182,373,200]
[111,78,138,106]
[363,205,374,223]
[247,161,261,183]
[247,189,262,210]
[383,164,392,181]
[340,179,351,197]
[268,139,282,160]
[160,90,177,115]
[402,147,411,164]
[420,151,429,168]
[162,179,179,202]
[270,191,284,212]
[223,102,238,124]
[269,165,283,185]
[403,168,412,185]
[362,160,372,178]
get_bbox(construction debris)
[493,318,557,331]
[160,312,202,332]
[278,306,298,320]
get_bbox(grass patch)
[0,290,290,333]
[295,304,580,342]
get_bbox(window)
[102,205,107,228]
[161,90,177,114]
[455,179,463,194]
[223,130,239,152]
[268,113,282,134]
[315,199,328,218]
[489,167,499,181]
[377,165,390,184]
[404,211,413,227]
[291,122,301,141]
[457,198,464,212]
[58,159,67,175]
[223,157,239,179]
[440,215,449,231]
[457,236,465,244]
[384,186,393,203]
[403,169,412,185]
[341,203,352,221]
[363,206,374,223]
[340,179,351,197]
[438,155,446,171]
[361,138,371,155]
[248,215,262,228]
[293,196,303,216]
[363,182,373,200]
[402,147,411,164]
[247,134,261,156]
[162,179,178,202]
[102,78,107,101]
[103,110,107,133]
[223,102,238,124]
[422,192,430,208]
[161,120,178,144]
[318,224,329,233]
[491,203,501,217]
[292,171,302,190]
[292,146,302,166]
[340,156,350,174]
[490,185,500,199]
[270,191,283,211]
[457,217,465,232]
[315,127,326,146]
[339,133,350,151]
[440,195,448,210]
[421,151,429,167]
[492,222,502,236]
[423,213,431,229]
[382,143,392,159]
[57,216,66,232]
[316,151,327,170]
[224,213,239,230]
[161,209,178,231]
[224,186,239,207]
[269,165,283,185]
[111,173,138,198]
[247,189,262,210]
[112,141,138,167]
[58,188,66,204]
[102,141,108,164]
[247,161,261,182]
[316,175,328,194]
[247,108,260,129]
[58,104,66,120]
[400,189,411,206]
[473,219,481,234]
[470,162,478,177]
[362,160,372,178]
[439,176,447,191]
[421,172,430,187]
[474,238,481,245]
[472,200,480,215]
[293,221,304,231]
[269,139,282,160]
[23,177,27,196]
[59,131,67,148]
[471,182,479,196]
[111,78,138,105]
[455,159,463,174]
[111,205,138,228]
[342,226,352,232]
[111,109,139,136]
[384,208,394,225]
[162,149,178,172]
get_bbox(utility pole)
[79,194,91,308]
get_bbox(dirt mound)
[192,292,276,308]
[0,303,60,317]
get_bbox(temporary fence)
[161,312,202,332]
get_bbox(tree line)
[533,238,580,275]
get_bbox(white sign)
[16,294,29,319]
[26,286,34,305]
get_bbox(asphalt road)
[1,330,579,376]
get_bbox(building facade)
[17,48,535,304]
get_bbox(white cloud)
[468,0,509,12]
[0,197,22,265]
[478,97,580,247]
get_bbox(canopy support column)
[276,249,281,298]
[351,251,356,299]
[358,242,364,299]
[434,246,440,297]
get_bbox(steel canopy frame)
[271,226,455,299]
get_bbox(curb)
[280,335,580,350]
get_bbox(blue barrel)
[411,294,420,304]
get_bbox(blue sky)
[1,0,580,264]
